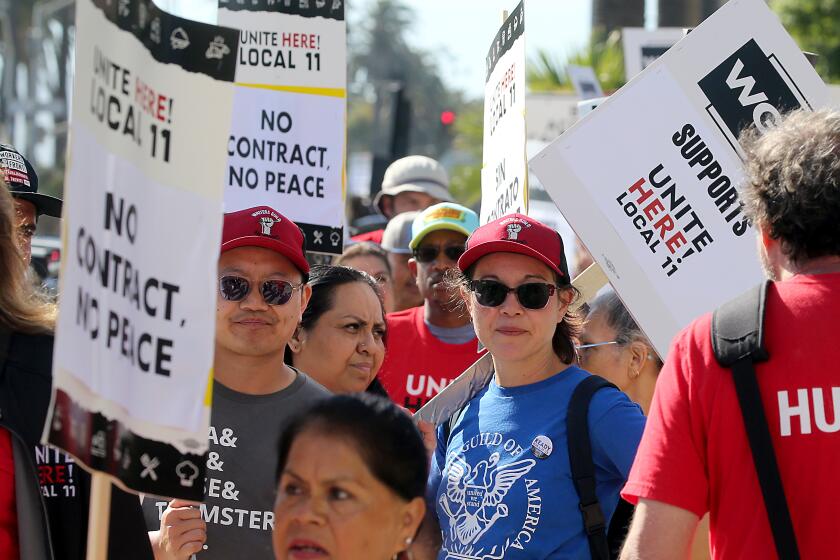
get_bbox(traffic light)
[440,110,456,127]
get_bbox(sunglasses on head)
[469,279,557,310]
[412,245,465,263]
[219,275,302,306]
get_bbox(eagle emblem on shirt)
[439,452,536,546]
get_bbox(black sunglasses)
[412,245,465,263]
[219,276,302,306]
[469,279,557,310]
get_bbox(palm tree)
[527,30,626,93]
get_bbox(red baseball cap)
[221,206,310,276]
[458,213,570,284]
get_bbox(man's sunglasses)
[412,245,465,263]
[469,280,557,310]
[219,276,302,306]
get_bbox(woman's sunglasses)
[469,279,557,310]
[412,245,465,263]
[219,275,302,306]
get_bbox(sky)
[161,0,610,99]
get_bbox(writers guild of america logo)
[438,451,537,558]
[506,223,522,240]
[258,217,277,236]
[698,38,810,158]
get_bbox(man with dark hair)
[620,109,840,559]
[0,143,62,265]
[145,206,328,559]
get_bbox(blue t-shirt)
[428,366,646,559]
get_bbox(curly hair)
[740,109,840,264]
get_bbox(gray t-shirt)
[143,370,328,559]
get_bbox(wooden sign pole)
[85,473,112,559]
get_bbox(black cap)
[1,143,62,218]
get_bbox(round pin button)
[531,435,553,459]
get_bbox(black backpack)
[443,374,618,560]
[712,281,800,560]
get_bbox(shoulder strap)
[712,281,769,365]
[567,374,616,560]
[711,281,800,560]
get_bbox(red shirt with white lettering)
[378,306,486,413]
[622,273,840,559]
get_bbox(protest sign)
[567,64,605,99]
[480,1,528,224]
[48,0,238,500]
[219,0,346,255]
[622,27,685,81]
[530,0,829,357]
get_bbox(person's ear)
[289,326,305,354]
[299,284,312,321]
[380,196,394,219]
[408,258,418,279]
[393,497,426,557]
[627,341,648,381]
[555,287,575,323]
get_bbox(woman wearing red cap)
[426,214,646,559]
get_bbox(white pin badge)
[531,435,553,459]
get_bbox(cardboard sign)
[480,1,528,224]
[530,0,829,357]
[47,0,239,499]
[219,0,346,255]
[567,64,604,99]
[623,27,685,81]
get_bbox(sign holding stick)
[530,0,829,357]
[480,1,528,224]
[48,0,238,511]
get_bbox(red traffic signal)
[440,110,456,126]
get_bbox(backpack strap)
[567,374,616,560]
[712,281,800,560]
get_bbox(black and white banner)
[530,0,828,356]
[220,0,347,255]
[48,0,237,499]
[481,1,528,224]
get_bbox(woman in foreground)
[426,213,646,559]
[272,393,427,560]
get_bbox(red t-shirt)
[378,307,486,412]
[0,428,19,559]
[622,273,840,559]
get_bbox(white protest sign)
[567,64,605,99]
[219,0,347,255]
[48,0,238,499]
[622,27,685,81]
[530,0,829,357]
[480,1,528,224]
